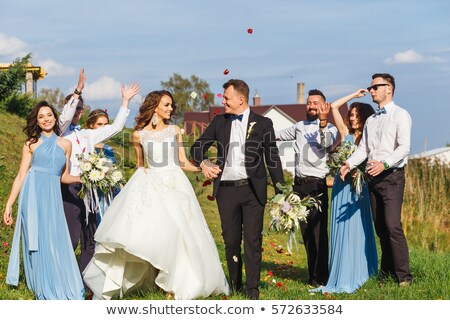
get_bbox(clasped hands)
[200,159,221,179]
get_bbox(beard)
[306,110,319,122]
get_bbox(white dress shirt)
[220,107,250,181]
[58,96,80,133]
[276,120,338,178]
[62,107,130,176]
[347,101,412,170]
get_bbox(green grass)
[0,110,449,300]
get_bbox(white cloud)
[384,49,445,64]
[322,84,359,98]
[37,58,76,77]
[80,76,143,102]
[0,33,27,57]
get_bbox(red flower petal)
[203,94,208,100]
[82,147,86,153]
[207,195,215,201]
[268,270,274,277]
[247,28,253,34]
[276,282,282,287]
[2,242,8,248]
[213,109,220,115]
[217,93,223,98]
[261,248,264,252]
[202,180,212,187]
[269,242,276,247]
[76,139,80,144]
[223,69,229,75]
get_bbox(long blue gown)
[6,133,84,300]
[314,134,378,293]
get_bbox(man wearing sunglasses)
[340,73,413,287]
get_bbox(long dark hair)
[134,90,176,130]
[344,102,375,135]
[23,101,61,146]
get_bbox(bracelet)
[74,88,82,95]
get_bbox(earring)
[152,113,159,126]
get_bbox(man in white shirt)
[60,82,140,276]
[340,73,413,286]
[276,89,338,287]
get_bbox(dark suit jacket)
[190,110,285,205]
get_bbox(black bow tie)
[229,114,243,121]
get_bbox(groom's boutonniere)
[247,122,257,139]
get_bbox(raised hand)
[121,81,140,103]
[318,102,331,120]
[76,68,86,93]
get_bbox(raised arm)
[59,69,86,133]
[330,89,367,140]
[3,143,33,225]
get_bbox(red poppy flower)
[202,180,212,187]
[207,195,215,201]
[223,69,229,75]
[247,28,253,34]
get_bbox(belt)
[386,167,404,173]
[220,179,250,187]
[294,176,325,185]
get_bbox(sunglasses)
[367,84,390,91]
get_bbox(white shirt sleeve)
[58,97,79,133]
[276,124,297,141]
[89,106,130,146]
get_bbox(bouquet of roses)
[328,140,365,196]
[76,151,124,224]
[267,183,321,254]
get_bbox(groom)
[190,79,284,299]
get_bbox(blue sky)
[1,0,449,154]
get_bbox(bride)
[83,90,230,300]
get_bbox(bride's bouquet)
[267,183,321,254]
[76,151,124,224]
[328,140,365,196]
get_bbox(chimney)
[297,82,305,104]
[253,93,261,106]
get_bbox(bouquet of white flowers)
[328,140,365,196]
[267,183,321,254]
[76,151,124,224]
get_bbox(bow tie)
[305,119,318,125]
[69,124,81,131]
[229,114,243,121]
[375,107,387,115]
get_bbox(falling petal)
[203,94,208,100]
[202,180,212,187]
[247,28,253,34]
[217,93,223,98]
[2,242,8,248]
[190,91,198,99]
[207,195,215,201]
[213,109,220,115]
[276,248,284,254]
[223,69,229,75]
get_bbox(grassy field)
[0,110,449,300]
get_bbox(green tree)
[38,88,66,111]
[160,73,214,113]
[0,53,31,102]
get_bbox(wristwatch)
[381,160,389,170]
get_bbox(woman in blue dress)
[314,89,378,293]
[3,101,84,300]
[84,109,120,224]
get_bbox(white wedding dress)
[83,126,230,299]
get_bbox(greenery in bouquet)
[267,183,321,253]
[327,140,365,196]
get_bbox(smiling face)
[305,94,324,121]
[349,107,361,131]
[37,106,56,132]
[222,85,248,115]
[154,94,174,121]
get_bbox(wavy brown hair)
[85,109,110,129]
[23,101,61,147]
[344,102,375,134]
[134,90,176,130]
